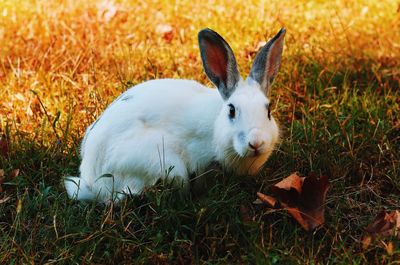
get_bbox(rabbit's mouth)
[243,148,265,158]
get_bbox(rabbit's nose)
[248,140,264,151]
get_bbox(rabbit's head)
[198,28,285,174]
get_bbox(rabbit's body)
[65,28,286,202]
[82,79,220,175]
[72,79,220,200]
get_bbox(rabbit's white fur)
[65,28,285,202]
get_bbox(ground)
[0,0,399,263]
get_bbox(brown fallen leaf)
[364,210,400,239]
[257,172,330,231]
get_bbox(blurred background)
[0,0,398,142]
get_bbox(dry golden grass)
[1,0,399,142]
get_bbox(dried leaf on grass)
[364,210,400,239]
[257,172,329,231]
[362,210,400,254]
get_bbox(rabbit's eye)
[266,104,271,120]
[228,104,235,119]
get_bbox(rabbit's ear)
[198,28,240,100]
[248,28,286,96]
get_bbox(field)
[0,0,399,263]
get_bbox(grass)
[0,0,399,263]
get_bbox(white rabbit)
[65,28,286,202]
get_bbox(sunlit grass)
[1,0,398,141]
[0,0,399,263]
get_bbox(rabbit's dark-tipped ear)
[248,28,286,96]
[198,28,240,100]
